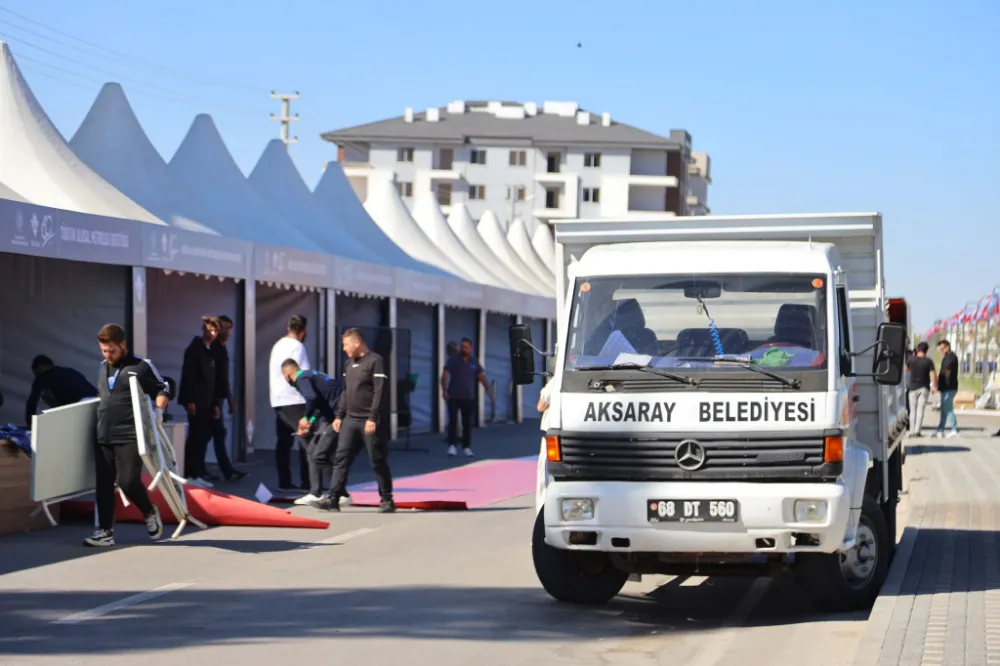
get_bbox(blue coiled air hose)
[699,296,725,356]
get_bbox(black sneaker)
[226,470,248,482]
[309,497,340,512]
[145,505,164,541]
[378,499,397,514]
[83,529,115,548]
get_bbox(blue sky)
[1,0,996,331]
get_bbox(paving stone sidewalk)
[855,415,1000,666]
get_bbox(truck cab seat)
[768,304,817,349]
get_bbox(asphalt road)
[0,491,878,666]
[14,414,997,666]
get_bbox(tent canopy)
[70,83,220,236]
[446,203,539,295]
[312,163,446,277]
[411,193,508,288]
[478,211,549,296]
[248,140,385,266]
[507,218,555,290]
[0,43,164,225]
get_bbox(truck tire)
[531,511,628,605]
[794,494,890,612]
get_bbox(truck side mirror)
[873,322,907,386]
[508,324,536,386]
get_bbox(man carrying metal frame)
[85,323,167,548]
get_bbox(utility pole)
[269,91,300,148]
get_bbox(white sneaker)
[947,431,959,439]
[933,431,945,439]
[340,494,353,506]
[447,445,458,456]
[294,493,321,506]
[463,447,475,457]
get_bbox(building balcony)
[626,174,679,188]
[426,168,463,181]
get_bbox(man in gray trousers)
[906,341,937,437]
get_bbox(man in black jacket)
[209,315,244,482]
[86,323,167,548]
[178,316,221,484]
[281,360,344,505]
[318,327,395,513]
[25,354,98,425]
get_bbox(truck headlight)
[794,500,829,523]
[560,498,594,521]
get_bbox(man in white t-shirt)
[269,314,311,491]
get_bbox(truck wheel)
[795,494,890,612]
[531,511,628,605]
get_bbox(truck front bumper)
[544,480,854,555]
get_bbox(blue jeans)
[937,390,959,433]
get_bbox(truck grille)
[552,431,834,482]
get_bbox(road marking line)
[305,526,381,549]
[680,575,708,587]
[52,582,193,625]
[686,577,772,666]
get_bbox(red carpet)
[345,458,537,510]
[62,473,330,529]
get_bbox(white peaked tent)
[531,222,556,269]
[168,114,319,250]
[507,218,556,291]
[446,203,539,294]
[0,179,26,202]
[312,163,446,276]
[248,140,384,264]
[0,43,164,224]
[478,211,550,296]
[411,193,508,288]
[363,177,470,280]
[70,83,219,235]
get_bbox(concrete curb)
[851,500,927,666]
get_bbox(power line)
[0,5,260,92]
[13,51,187,104]
[0,29,187,98]
[270,91,299,148]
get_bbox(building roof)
[321,100,688,150]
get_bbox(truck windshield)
[565,273,828,371]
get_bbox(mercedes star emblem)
[675,439,707,471]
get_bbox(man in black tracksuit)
[281,360,343,501]
[86,323,167,548]
[178,316,220,483]
[318,327,395,513]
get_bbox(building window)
[545,188,560,209]
[437,183,452,206]
[508,150,527,166]
[396,181,413,198]
[469,185,486,200]
[469,149,487,165]
[546,152,561,174]
[506,186,526,201]
[583,187,600,203]
[584,152,602,168]
[397,147,414,162]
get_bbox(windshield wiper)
[577,362,697,386]
[676,357,802,389]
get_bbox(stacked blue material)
[0,425,31,457]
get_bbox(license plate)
[647,499,740,523]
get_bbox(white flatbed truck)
[509,213,910,612]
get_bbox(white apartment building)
[322,100,711,232]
